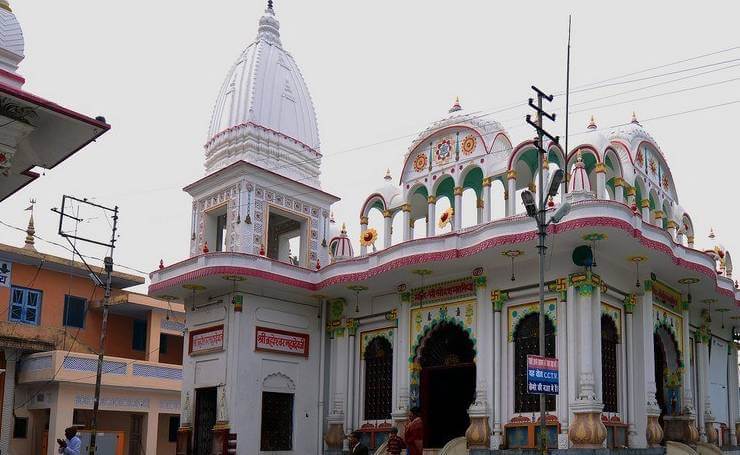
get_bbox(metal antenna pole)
[536,93,548,455]
[564,15,572,194]
[88,206,118,455]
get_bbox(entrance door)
[129,414,143,455]
[421,363,475,448]
[194,387,218,455]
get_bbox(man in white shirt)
[57,427,82,455]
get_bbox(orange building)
[0,219,184,454]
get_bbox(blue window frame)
[9,286,42,325]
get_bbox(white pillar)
[615,180,625,204]
[667,221,677,240]
[555,288,570,449]
[595,164,606,199]
[641,200,650,221]
[696,335,713,441]
[633,286,662,447]
[625,298,637,446]
[453,187,463,231]
[482,178,492,223]
[402,205,411,242]
[383,211,392,249]
[491,290,507,449]
[727,344,738,444]
[427,196,436,237]
[0,349,17,454]
[360,218,368,256]
[506,171,517,216]
[346,326,357,431]
[681,305,695,418]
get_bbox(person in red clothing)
[404,407,424,455]
[386,427,406,455]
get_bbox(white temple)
[149,3,740,454]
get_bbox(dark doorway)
[417,321,476,448]
[194,387,217,455]
[601,315,619,413]
[654,324,681,425]
[654,332,667,425]
[513,313,555,413]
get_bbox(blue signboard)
[527,355,559,395]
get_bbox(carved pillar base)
[391,410,409,438]
[465,410,491,449]
[663,415,699,444]
[176,425,192,455]
[568,410,607,448]
[646,415,664,447]
[324,420,345,451]
[211,421,230,455]
[705,421,718,445]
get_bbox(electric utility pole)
[54,195,119,455]
[525,86,560,455]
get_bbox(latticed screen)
[601,315,619,413]
[514,313,555,413]
[261,392,294,451]
[364,337,393,420]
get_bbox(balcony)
[18,350,182,391]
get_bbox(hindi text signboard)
[0,260,11,288]
[189,325,224,355]
[255,326,309,357]
[527,355,559,395]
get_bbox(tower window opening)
[215,213,228,252]
[204,203,228,253]
[267,206,308,266]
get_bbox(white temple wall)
[709,337,729,425]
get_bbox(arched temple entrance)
[654,324,682,429]
[416,321,476,448]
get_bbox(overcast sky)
[1,1,739,290]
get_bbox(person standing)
[57,427,81,455]
[404,407,423,455]
[348,431,369,455]
[386,427,407,455]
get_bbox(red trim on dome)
[150,213,739,303]
[204,121,322,157]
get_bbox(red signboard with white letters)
[189,324,224,355]
[255,326,309,357]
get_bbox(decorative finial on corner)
[267,0,274,10]
[449,97,462,113]
[202,242,209,254]
[709,227,716,239]
[159,259,164,270]
[329,211,335,223]
[384,168,392,181]
[576,150,583,163]
[0,1,12,13]
[587,115,597,129]
[631,111,639,124]
[23,199,36,251]
[341,222,347,235]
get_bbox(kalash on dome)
[149,2,740,454]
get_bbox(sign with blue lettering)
[527,355,559,395]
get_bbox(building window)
[266,206,307,266]
[63,295,86,328]
[168,415,180,443]
[260,391,293,451]
[601,314,619,413]
[364,336,393,420]
[132,319,147,351]
[215,213,227,252]
[159,333,168,354]
[513,312,555,413]
[9,286,42,325]
[12,417,27,439]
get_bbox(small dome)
[406,99,506,158]
[0,1,25,86]
[608,112,665,160]
[329,223,354,262]
[372,169,402,210]
[576,115,609,154]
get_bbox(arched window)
[601,314,619,413]
[364,337,393,420]
[514,313,555,413]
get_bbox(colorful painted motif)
[653,305,683,356]
[409,299,476,359]
[647,276,681,311]
[662,174,670,190]
[601,302,621,338]
[435,138,452,163]
[461,135,476,155]
[413,153,428,172]
[649,159,657,175]
[360,327,394,359]
[507,300,558,341]
[635,148,644,167]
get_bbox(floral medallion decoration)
[438,207,454,228]
[359,228,378,247]
[662,174,670,190]
[648,159,657,175]
[508,300,558,341]
[582,232,608,242]
[461,135,477,155]
[413,153,428,172]
[435,138,452,163]
[635,148,644,167]
[360,328,394,359]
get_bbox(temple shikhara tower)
[149,3,740,454]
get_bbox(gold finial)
[0,1,11,13]
[709,227,716,239]
[631,111,639,124]
[449,97,462,113]
[341,222,347,235]
[384,168,392,181]
[587,115,597,129]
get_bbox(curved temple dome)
[204,2,322,187]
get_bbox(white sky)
[1,1,739,291]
